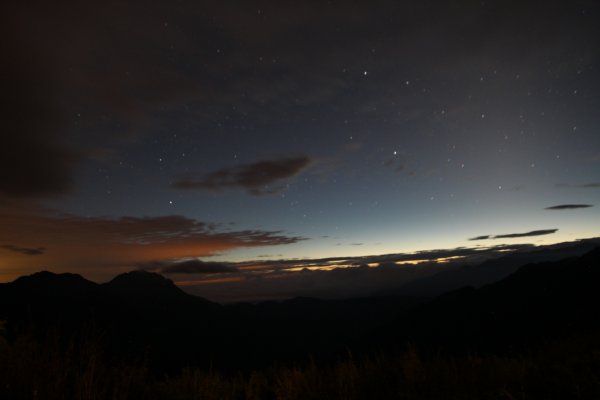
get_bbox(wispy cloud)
[167,243,535,277]
[175,242,567,302]
[0,244,46,256]
[141,259,239,274]
[469,229,558,241]
[0,201,305,280]
[545,204,593,210]
[469,235,490,241]
[494,229,558,239]
[556,183,600,188]
[173,156,311,195]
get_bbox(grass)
[1,327,599,399]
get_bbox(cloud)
[0,201,305,281]
[545,204,593,210]
[141,259,239,274]
[156,245,500,279]
[178,242,551,302]
[469,235,491,241]
[556,183,600,188]
[0,244,46,256]
[0,16,78,198]
[174,243,533,277]
[176,239,600,303]
[173,156,311,195]
[494,229,558,239]
[381,157,405,174]
[470,229,558,240]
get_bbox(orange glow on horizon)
[395,255,467,265]
[175,276,244,286]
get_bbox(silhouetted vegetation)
[1,328,599,399]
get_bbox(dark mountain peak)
[108,269,170,284]
[9,270,98,297]
[103,270,185,298]
[15,270,79,282]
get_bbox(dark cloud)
[1,207,303,247]
[141,259,239,274]
[180,242,562,302]
[178,239,600,303]
[0,244,46,256]
[382,158,405,174]
[545,204,593,210]
[0,201,305,279]
[0,13,78,198]
[256,254,283,258]
[469,235,491,241]
[469,229,558,241]
[556,183,600,188]
[183,243,535,276]
[494,229,558,239]
[173,157,311,195]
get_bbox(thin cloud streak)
[545,204,593,210]
[469,235,491,241]
[141,259,239,274]
[556,183,600,188]
[173,156,311,195]
[164,243,536,277]
[469,229,558,241]
[0,244,46,256]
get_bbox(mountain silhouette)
[393,238,600,297]
[103,270,183,296]
[6,270,99,298]
[0,270,419,372]
[100,269,216,310]
[379,245,600,352]
[1,245,599,373]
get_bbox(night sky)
[2,1,599,301]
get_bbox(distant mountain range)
[371,244,600,354]
[1,243,599,373]
[0,269,419,372]
[390,238,600,297]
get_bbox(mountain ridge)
[1,245,598,373]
